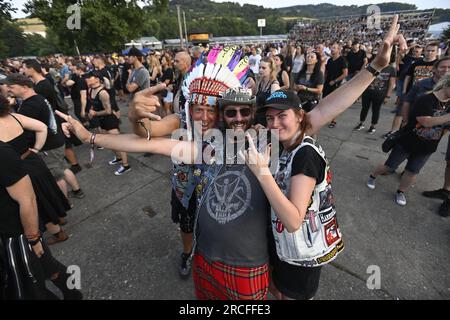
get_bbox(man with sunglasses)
[129,84,271,299]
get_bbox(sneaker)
[46,230,69,245]
[114,165,131,176]
[108,157,122,165]
[69,164,82,174]
[354,123,365,131]
[438,199,450,217]
[395,192,407,206]
[383,131,393,139]
[179,252,192,280]
[328,121,337,128]
[367,176,376,190]
[68,189,85,199]
[422,188,450,200]
[368,126,376,134]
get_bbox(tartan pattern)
[193,253,269,300]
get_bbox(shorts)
[171,189,196,233]
[446,135,450,162]
[98,115,120,131]
[192,253,269,300]
[41,145,67,181]
[163,91,174,103]
[385,143,432,174]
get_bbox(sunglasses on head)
[224,108,252,118]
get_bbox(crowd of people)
[0,13,449,300]
[290,11,434,45]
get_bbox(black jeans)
[360,90,385,125]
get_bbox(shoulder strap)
[9,113,24,129]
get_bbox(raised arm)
[56,111,197,164]
[307,15,406,135]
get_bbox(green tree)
[24,0,151,54]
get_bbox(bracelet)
[25,231,41,240]
[30,148,40,153]
[137,120,152,141]
[28,237,42,246]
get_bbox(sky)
[9,0,450,18]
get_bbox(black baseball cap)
[258,90,302,113]
[218,88,256,108]
[3,73,34,88]
[86,70,103,80]
[127,46,143,57]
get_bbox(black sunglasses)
[224,108,252,118]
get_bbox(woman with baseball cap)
[241,89,343,299]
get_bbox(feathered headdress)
[182,45,251,107]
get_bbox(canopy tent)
[121,47,151,55]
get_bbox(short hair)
[426,42,439,49]
[434,56,450,69]
[23,59,42,74]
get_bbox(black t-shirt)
[44,73,55,86]
[346,50,367,74]
[291,145,325,183]
[398,54,421,80]
[296,71,324,102]
[325,56,348,84]
[118,62,131,83]
[405,59,436,93]
[367,65,395,94]
[34,79,59,112]
[18,94,65,151]
[70,74,88,100]
[0,142,27,237]
[400,93,450,154]
[160,67,174,85]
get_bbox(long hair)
[285,108,311,153]
[433,72,450,92]
[261,57,277,82]
[0,95,11,117]
[298,52,322,85]
[275,54,288,72]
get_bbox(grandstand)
[289,10,435,45]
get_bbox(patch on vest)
[206,170,252,224]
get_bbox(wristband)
[28,237,42,246]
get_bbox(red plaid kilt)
[193,253,269,300]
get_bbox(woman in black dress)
[0,96,71,244]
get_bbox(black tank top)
[4,114,29,155]
[88,88,107,112]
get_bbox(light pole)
[183,11,188,46]
[176,5,184,49]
